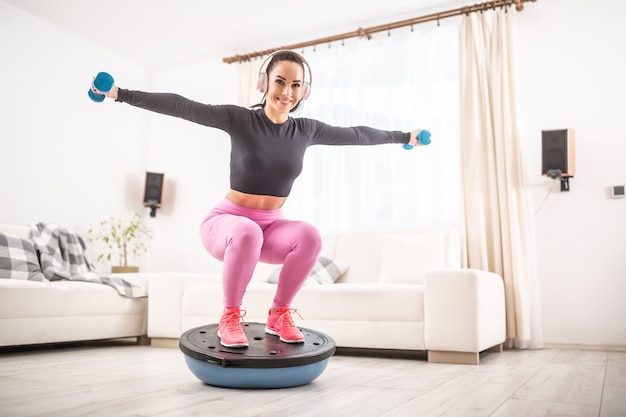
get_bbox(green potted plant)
[88,213,153,273]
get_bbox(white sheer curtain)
[460,8,543,349]
[239,20,460,232]
[236,8,541,349]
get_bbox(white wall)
[1,0,625,347]
[0,1,238,274]
[0,1,152,262]
[516,0,626,347]
[141,62,237,274]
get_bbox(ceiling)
[4,0,467,71]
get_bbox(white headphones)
[256,50,312,100]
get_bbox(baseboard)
[543,342,626,352]
[150,338,179,349]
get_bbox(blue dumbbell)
[402,129,431,150]
[88,72,114,102]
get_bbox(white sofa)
[0,224,149,347]
[1,223,505,364]
[148,228,506,364]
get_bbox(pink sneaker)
[217,307,248,348]
[265,307,305,343]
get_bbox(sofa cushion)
[0,279,148,347]
[0,224,31,239]
[379,233,446,284]
[0,232,47,281]
[181,283,425,324]
[267,256,349,285]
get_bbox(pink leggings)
[199,199,322,309]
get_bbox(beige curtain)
[460,8,543,349]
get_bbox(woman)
[101,50,426,348]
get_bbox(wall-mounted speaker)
[143,172,164,216]
[541,129,575,178]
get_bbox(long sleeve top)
[117,89,410,197]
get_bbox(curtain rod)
[223,0,536,64]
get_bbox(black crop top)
[117,89,410,197]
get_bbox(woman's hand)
[409,129,422,146]
[104,85,119,100]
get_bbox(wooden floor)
[0,341,624,417]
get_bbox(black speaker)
[143,172,164,208]
[542,129,575,177]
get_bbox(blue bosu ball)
[179,322,336,389]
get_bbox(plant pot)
[111,266,139,273]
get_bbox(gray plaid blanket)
[30,223,147,298]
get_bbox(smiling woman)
[253,50,313,120]
[92,47,427,350]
